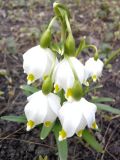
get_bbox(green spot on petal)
[66,88,72,98]
[92,121,98,129]
[54,84,60,93]
[27,120,35,130]
[59,129,67,140]
[77,130,83,137]
[27,74,35,83]
[92,75,97,82]
[44,121,52,127]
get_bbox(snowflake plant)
[1,2,120,160]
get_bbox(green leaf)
[20,85,39,96]
[0,115,27,123]
[57,89,66,105]
[53,123,68,160]
[83,84,103,96]
[90,84,103,91]
[104,48,120,65]
[40,123,54,140]
[96,103,120,114]
[91,96,115,103]
[82,130,103,153]
[76,37,86,56]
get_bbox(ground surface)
[0,0,120,160]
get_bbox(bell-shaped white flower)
[23,45,56,84]
[53,57,85,100]
[24,90,61,131]
[58,98,97,141]
[84,57,104,83]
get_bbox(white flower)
[24,90,61,131]
[58,98,97,141]
[84,57,104,83]
[53,57,85,100]
[23,45,56,84]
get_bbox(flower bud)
[72,80,83,100]
[65,33,75,56]
[40,29,51,48]
[42,76,53,95]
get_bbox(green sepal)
[42,76,53,95]
[40,29,51,48]
[65,33,75,56]
[72,80,83,100]
[53,123,68,160]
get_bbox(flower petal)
[53,58,75,91]
[59,101,83,138]
[47,93,61,115]
[24,95,48,126]
[84,57,104,81]
[79,98,97,128]
[70,57,85,84]
[23,45,55,82]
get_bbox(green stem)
[61,20,66,43]
[65,14,72,34]
[104,48,120,65]
[49,53,57,77]
[65,55,78,81]
[48,16,57,29]
[85,45,98,60]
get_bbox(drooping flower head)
[84,57,104,83]
[24,90,61,131]
[58,98,98,141]
[53,57,85,101]
[23,45,56,84]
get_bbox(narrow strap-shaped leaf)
[91,97,115,103]
[104,47,120,65]
[20,85,39,96]
[96,103,120,114]
[53,123,68,160]
[40,123,54,140]
[0,115,27,123]
[82,130,103,153]
[75,37,86,56]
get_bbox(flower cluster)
[23,2,104,141]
